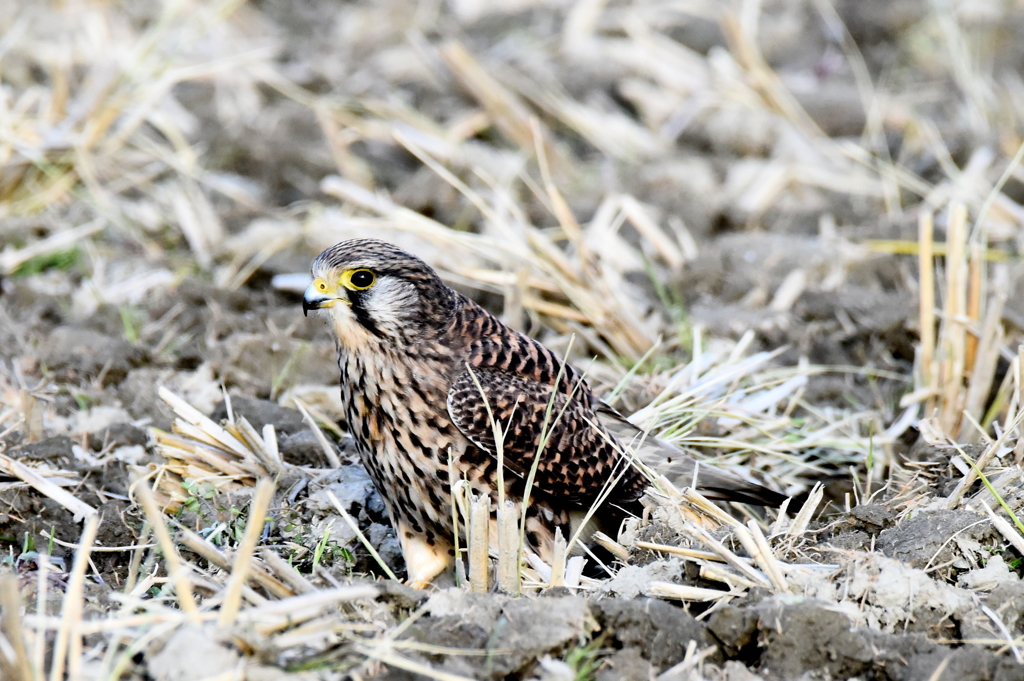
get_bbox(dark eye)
[348,269,375,290]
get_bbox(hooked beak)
[303,278,345,316]
[301,291,320,317]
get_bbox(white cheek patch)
[363,278,418,333]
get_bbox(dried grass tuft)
[145,387,281,510]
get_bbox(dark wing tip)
[700,484,792,508]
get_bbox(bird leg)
[397,520,453,589]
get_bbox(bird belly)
[339,351,579,586]
[358,434,578,584]
[357,437,455,540]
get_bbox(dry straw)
[6,0,1024,674]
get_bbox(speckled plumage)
[303,239,784,587]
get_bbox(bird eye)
[317,280,327,291]
[345,268,376,291]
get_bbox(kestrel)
[303,239,785,587]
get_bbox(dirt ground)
[4,0,1024,679]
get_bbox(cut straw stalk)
[656,644,718,681]
[468,494,490,593]
[463,363,521,594]
[219,477,277,626]
[770,498,792,536]
[154,430,251,478]
[232,417,282,474]
[643,581,738,602]
[721,10,824,142]
[683,526,771,589]
[564,556,586,588]
[0,573,32,681]
[700,563,762,590]
[0,454,97,520]
[33,553,49,678]
[960,284,1007,441]
[258,547,316,595]
[174,527,294,598]
[549,527,567,588]
[680,489,741,528]
[787,483,823,538]
[524,551,553,585]
[735,522,788,592]
[978,501,1024,555]
[21,389,43,442]
[964,242,983,374]
[48,514,98,681]
[158,387,255,463]
[1017,346,1024,464]
[635,542,729,563]
[496,499,520,594]
[26,613,185,637]
[531,117,585,253]
[447,456,466,588]
[235,586,378,637]
[918,212,936,395]
[939,202,969,434]
[637,540,831,576]
[134,479,200,621]
[592,531,629,562]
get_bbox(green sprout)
[12,247,80,277]
[312,526,332,571]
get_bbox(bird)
[303,238,786,588]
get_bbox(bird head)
[303,239,455,345]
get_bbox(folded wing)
[446,367,646,508]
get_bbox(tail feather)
[596,402,788,507]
